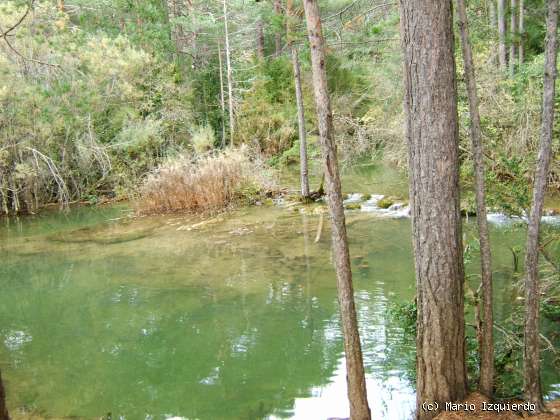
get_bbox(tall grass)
[136,148,274,215]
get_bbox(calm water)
[1,164,558,419]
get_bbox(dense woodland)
[1,0,560,419]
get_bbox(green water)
[1,164,559,420]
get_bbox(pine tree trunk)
[218,42,227,147]
[399,1,468,418]
[456,0,494,398]
[0,370,8,420]
[223,0,235,145]
[287,0,310,198]
[256,19,265,60]
[523,0,559,411]
[274,0,283,56]
[510,0,517,76]
[498,0,507,70]
[518,0,525,64]
[291,47,310,198]
[302,1,371,419]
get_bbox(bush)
[136,147,274,215]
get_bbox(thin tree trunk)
[523,0,559,411]
[498,0,507,70]
[218,42,227,148]
[256,19,265,60]
[292,47,310,198]
[518,0,525,64]
[223,0,235,145]
[274,0,283,56]
[399,1,468,418]
[489,0,498,65]
[287,0,310,198]
[57,0,64,12]
[302,1,371,419]
[0,370,8,420]
[456,0,494,398]
[510,0,517,76]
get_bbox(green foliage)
[388,300,417,335]
[0,1,192,213]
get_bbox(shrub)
[191,125,216,154]
[136,148,274,215]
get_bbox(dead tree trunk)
[510,0,518,76]
[218,42,227,147]
[302,1,371,419]
[523,0,558,411]
[0,370,8,420]
[399,1,468,418]
[498,0,507,70]
[519,0,525,64]
[456,0,494,398]
[223,0,235,145]
[287,0,310,198]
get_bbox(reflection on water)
[0,163,559,420]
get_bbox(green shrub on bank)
[0,1,192,214]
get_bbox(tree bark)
[218,42,227,148]
[256,19,265,60]
[302,1,371,419]
[399,1,468,418]
[292,47,310,198]
[510,0,517,76]
[274,0,283,57]
[0,370,8,420]
[287,0,310,198]
[223,0,235,145]
[456,0,494,398]
[523,0,558,412]
[518,0,525,64]
[498,0,507,70]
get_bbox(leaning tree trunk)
[523,0,559,412]
[223,0,235,145]
[287,0,310,198]
[274,0,283,57]
[510,0,518,76]
[0,370,8,420]
[302,1,371,419]
[456,0,494,398]
[498,0,507,70]
[518,0,525,64]
[399,1,468,418]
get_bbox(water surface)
[1,164,558,419]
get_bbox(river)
[1,163,559,419]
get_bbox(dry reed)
[136,148,273,215]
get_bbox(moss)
[344,202,362,210]
[377,197,394,209]
[362,193,372,201]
